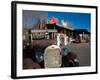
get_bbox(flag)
[51,17,58,24]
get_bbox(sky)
[23,11,91,32]
[48,12,91,32]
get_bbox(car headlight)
[36,52,44,62]
[61,48,69,56]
